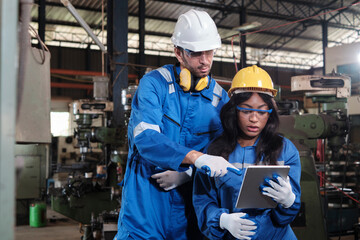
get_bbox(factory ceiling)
[31,0,360,70]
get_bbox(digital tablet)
[235,165,290,209]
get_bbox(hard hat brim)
[228,88,277,98]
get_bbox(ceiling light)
[232,22,262,32]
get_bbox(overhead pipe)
[60,0,106,53]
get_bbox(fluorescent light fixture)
[232,22,262,32]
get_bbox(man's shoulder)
[208,79,229,100]
[137,64,176,96]
[143,64,174,82]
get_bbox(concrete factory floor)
[15,208,82,240]
[14,207,356,240]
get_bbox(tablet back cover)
[235,165,290,209]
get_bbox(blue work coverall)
[114,64,229,240]
[193,137,301,240]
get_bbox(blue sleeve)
[193,169,228,240]
[131,71,192,171]
[271,137,302,225]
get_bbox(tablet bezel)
[235,165,290,209]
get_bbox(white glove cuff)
[219,213,228,230]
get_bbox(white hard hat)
[171,9,222,52]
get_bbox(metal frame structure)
[0,0,18,239]
[31,0,360,69]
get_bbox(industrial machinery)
[49,76,137,240]
[277,73,358,239]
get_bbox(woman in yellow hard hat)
[193,65,301,240]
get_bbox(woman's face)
[237,93,271,142]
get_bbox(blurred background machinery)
[277,73,360,240]
[48,77,137,240]
[6,1,360,239]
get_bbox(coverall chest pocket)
[162,114,181,138]
[188,123,221,150]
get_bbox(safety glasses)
[237,106,272,119]
[183,48,215,58]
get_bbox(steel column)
[138,0,146,78]
[106,0,113,75]
[240,6,247,69]
[112,0,128,127]
[0,0,18,239]
[38,0,45,46]
[322,21,328,74]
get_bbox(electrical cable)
[29,24,49,64]
[336,114,352,239]
[229,1,360,40]
[317,173,360,205]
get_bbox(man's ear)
[174,47,184,65]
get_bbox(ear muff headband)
[173,65,209,92]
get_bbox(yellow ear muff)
[179,68,208,92]
[194,76,208,91]
[179,68,192,92]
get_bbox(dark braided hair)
[208,92,283,165]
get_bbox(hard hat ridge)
[228,65,277,97]
[171,9,222,52]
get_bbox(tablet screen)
[235,165,290,209]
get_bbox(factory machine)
[49,76,137,240]
[47,71,358,239]
[277,73,359,239]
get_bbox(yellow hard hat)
[228,65,277,97]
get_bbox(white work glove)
[261,174,296,208]
[194,154,241,177]
[151,168,193,191]
[219,212,257,240]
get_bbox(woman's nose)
[249,112,259,121]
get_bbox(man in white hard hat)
[114,9,240,240]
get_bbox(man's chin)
[196,72,209,78]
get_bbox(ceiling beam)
[38,16,341,45]
[260,0,359,58]
[43,0,360,30]
[151,0,360,30]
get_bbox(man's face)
[174,47,214,78]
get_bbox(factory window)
[337,63,360,84]
[50,112,71,136]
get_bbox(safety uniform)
[114,64,229,240]
[193,137,301,240]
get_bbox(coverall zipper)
[194,130,218,136]
[164,114,180,127]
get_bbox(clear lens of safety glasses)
[184,49,215,58]
[237,106,272,119]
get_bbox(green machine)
[49,78,137,239]
[277,74,351,240]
